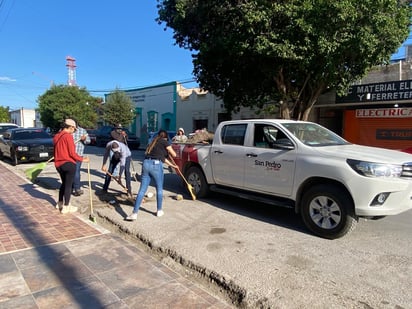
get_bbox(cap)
[65,119,76,128]
[178,127,185,134]
[115,124,122,129]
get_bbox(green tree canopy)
[157,0,412,120]
[37,85,100,131]
[0,106,10,122]
[103,89,135,126]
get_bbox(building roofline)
[122,81,178,93]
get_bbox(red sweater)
[53,130,83,168]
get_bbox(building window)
[147,111,158,133]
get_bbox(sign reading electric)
[356,107,412,140]
[356,107,412,118]
[336,80,412,103]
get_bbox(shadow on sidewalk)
[0,181,107,307]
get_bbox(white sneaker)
[126,213,138,221]
[60,205,78,214]
[60,205,70,214]
[157,210,164,217]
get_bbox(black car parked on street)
[0,128,54,165]
[95,126,141,149]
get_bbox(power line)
[0,0,15,33]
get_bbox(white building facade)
[9,108,42,128]
[117,81,262,146]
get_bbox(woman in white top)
[172,127,188,143]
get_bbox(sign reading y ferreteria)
[356,107,412,118]
[376,129,412,140]
[336,80,412,103]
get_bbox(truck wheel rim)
[187,173,200,193]
[309,196,342,229]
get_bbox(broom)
[25,139,81,182]
[25,157,54,182]
[105,171,129,192]
[169,155,196,200]
[87,161,96,223]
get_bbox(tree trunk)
[301,106,312,121]
[279,101,290,119]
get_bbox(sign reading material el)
[336,80,412,103]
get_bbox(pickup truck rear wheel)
[301,184,358,239]
[185,166,209,198]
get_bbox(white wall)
[9,108,38,127]
[176,85,224,133]
[175,84,266,134]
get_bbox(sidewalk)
[0,161,232,309]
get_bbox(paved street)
[0,155,233,308]
[4,145,412,309]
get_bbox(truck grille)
[401,163,412,178]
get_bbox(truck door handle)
[246,153,257,157]
[214,150,223,154]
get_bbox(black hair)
[145,129,168,154]
[111,142,119,149]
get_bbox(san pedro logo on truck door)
[255,160,281,170]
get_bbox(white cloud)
[0,76,17,82]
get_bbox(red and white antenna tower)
[66,55,77,86]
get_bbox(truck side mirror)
[273,138,294,150]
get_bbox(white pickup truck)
[171,119,412,239]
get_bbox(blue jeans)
[132,159,164,213]
[73,160,82,191]
[123,156,132,193]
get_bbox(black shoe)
[73,189,84,196]
[96,189,108,195]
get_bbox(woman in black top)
[126,129,177,220]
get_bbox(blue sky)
[1,1,410,111]
[0,1,197,110]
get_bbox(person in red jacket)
[53,119,89,214]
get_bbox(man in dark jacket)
[111,124,128,143]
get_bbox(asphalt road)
[11,145,412,309]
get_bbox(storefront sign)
[356,107,412,118]
[336,80,412,103]
[376,129,412,140]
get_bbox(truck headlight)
[17,146,29,152]
[347,159,402,178]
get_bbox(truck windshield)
[282,123,349,146]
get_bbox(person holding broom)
[72,123,90,196]
[101,140,132,199]
[126,129,177,221]
[54,119,89,214]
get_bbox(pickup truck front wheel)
[301,184,358,239]
[185,166,209,198]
